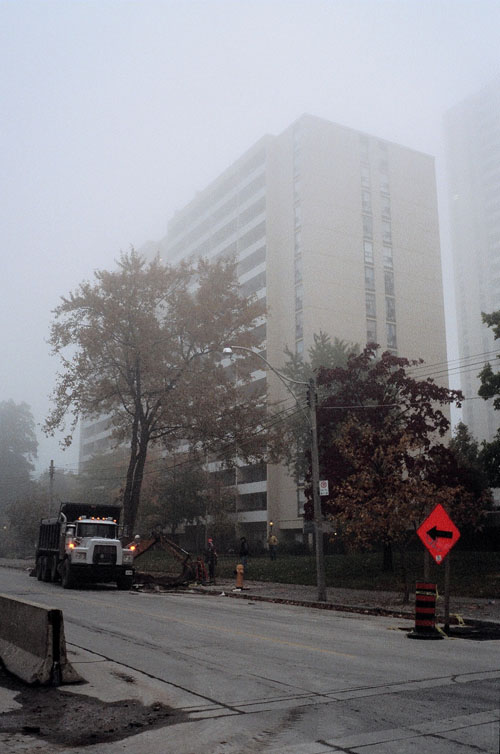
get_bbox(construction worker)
[204,538,218,584]
[268,533,278,560]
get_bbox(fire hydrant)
[235,563,245,589]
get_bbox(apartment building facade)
[157,114,448,544]
[445,79,500,443]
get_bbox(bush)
[134,549,499,598]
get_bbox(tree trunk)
[398,545,410,603]
[382,542,393,572]
[122,424,149,538]
[122,414,139,538]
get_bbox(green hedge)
[135,549,499,597]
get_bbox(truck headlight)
[72,550,87,562]
[122,550,134,564]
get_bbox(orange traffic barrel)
[408,581,443,640]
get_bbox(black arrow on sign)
[427,526,453,541]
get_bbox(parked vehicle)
[35,502,135,589]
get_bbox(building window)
[241,271,266,297]
[294,204,302,228]
[237,492,267,511]
[383,244,393,269]
[363,214,373,238]
[295,255,303,283]
[238,463,267,484]
[380,173,390,194]
[381,197,391,218]
[361,165,370,188]
[382,220,392,243]
[297,487,306,516]
[294,229,302,256]
[362,190,372,214]
[237,245,266,276]
[364,239,374,264]
[365,265,375,290]
[366,291,376,318]
[251,322,267,348]
[295,283,303,311]
[238,220,266,253]
[295,311,303,339]
[384,269,395,296]
[366,319,377,344]
[387,323,397,349]
[385,296,396,321]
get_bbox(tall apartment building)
[157,113,448,544]
[445,79,500,443]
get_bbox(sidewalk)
[188,577,500,626]
[1,557,499,625]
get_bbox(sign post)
[409,504,461,639]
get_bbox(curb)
[2,561,498,630]
[187,585,500,630]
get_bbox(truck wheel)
[41,556,52,582]
[50,556,59,583]
[61,560,75,589]
[116,575,133,590]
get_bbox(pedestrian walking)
[268,533,278,560]
[204,538,218,584]
[239,536,249,569]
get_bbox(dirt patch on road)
[0,664,187,747]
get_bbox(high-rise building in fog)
[445,79,500,443]
[154,113,448,544]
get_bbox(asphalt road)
[1,567,499,753]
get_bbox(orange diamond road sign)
[417,504,460,564]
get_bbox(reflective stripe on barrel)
[414,582,437,631]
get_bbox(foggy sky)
[1,0,499,476]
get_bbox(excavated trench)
[0,663,187,747]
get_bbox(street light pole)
[223,345,327,602]
[308,378,326,602]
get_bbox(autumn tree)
[310,345,483,570]
[479,434,500,488]
[447,422,492,503]
[477,310,500,487]
[478,310,500,409]
[0,400,38,513]
[4,489,46,557]
[280,332,357,479]
[138,455,206,541]
[75,449,129,506]
[45,251,268,536]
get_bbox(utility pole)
[309,378,327,602]
[223,346,327,603]
[49,460,55,516]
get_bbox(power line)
[406,348,500,374]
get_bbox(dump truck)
[35,502,135,589]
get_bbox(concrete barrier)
[0,594,82,685]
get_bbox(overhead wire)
[30,398,305,485]
[8,348,499,483]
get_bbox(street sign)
[319,480,329,496]
[417,504,460,564]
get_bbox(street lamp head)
[222,347,233,355]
